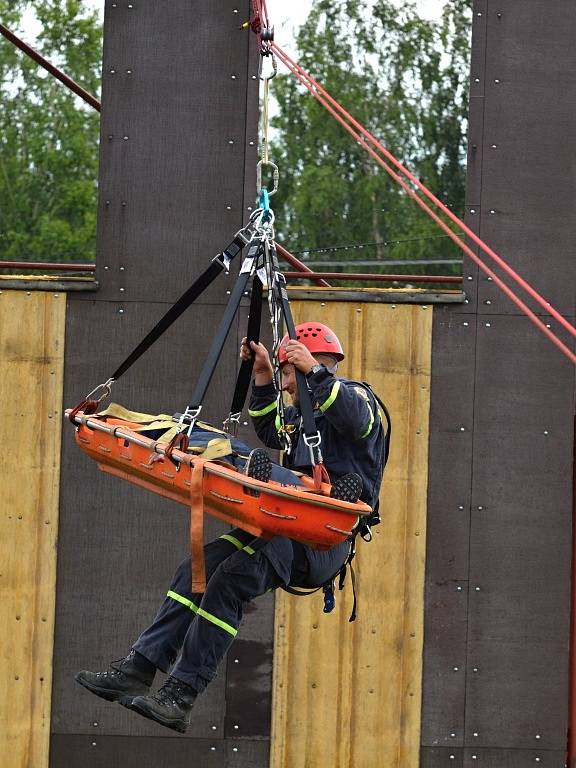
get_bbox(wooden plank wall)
[0,291,66,768]
[271,295,433,768]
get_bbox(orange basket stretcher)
[67,410,371,591]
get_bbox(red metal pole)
[0,261,96,272]
[283,271,463,285]
[276,243,331,287]
[0,23,101,112]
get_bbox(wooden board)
[270,300,433,768]
[0,291,66,768]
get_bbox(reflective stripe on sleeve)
[248,401,278,418]
[360,402,375,438]
[220,533,256,555]
[319,380,341,413]
[166,590,238,637]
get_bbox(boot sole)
[75,673,148,703]
[330,474,363,503]
[120,696,188,734]
[244,450,272,483]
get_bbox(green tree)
[0,0,102,265]
[269,0,472,276]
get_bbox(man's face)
[281,363,299,405]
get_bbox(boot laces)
[153,677,190,708]
[100,652,134,679]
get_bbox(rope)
[268,41,576,366]
[272,43,575,342]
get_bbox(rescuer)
[75,322,387,734]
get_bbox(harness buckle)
[303,430,323,466]
[323,581,336,613]
[222,411,241,436]
[178,405,202,436]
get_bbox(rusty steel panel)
[224,634,274,740]
[476,1,576,317]
[465,315,573,748]
[421,308,475,747]
[425,308,476,583]
[94,0,259,306]
[52,0,268,763]
[420,747,463,767]
[424,0,576,760]
[461,0,487,316]
[420,581,469,748]
[50,735,269,767]
[462,749,565,768]
[61,298,244,421]
[465,0,487,209]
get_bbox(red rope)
[259,0,270,29]
[251,0,270,49]
[273,43,576,343]
[271,43,576,365]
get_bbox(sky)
[21,1,446,44]
[267,0,444,52]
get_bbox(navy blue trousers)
[132,529,348,692]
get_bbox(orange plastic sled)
[68,411,371,589]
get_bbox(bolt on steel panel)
[420,747,464,767]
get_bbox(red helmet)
[278,322,345,366]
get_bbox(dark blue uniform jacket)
[248,366,387,511]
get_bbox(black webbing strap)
[185,238,263,413]
[362,382,392,466]
[110,231,250,382]
[228,276,264,416]
[271,257,319,454]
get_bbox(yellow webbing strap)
[95,402,232,458]
[200,438,234,460]
[97,402,176,427]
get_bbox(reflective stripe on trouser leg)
[132,530,257,671]
[169,545,284,693]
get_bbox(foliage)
[0,0,102,264]
[269,0,472,275]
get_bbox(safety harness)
[284,384,391,622]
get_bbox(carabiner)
[256,160,279,198]
[258,50,277,80]
[85,377,114,405]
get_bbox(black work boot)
[75,650,155,703]
[330,473,363,503]
[244,448,272,483]
[121,675,197,733]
